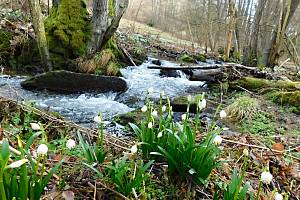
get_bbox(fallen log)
[148,63,256,71]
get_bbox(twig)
[222,138,300,161]
[88,181,130,200]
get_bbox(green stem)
[0,174,7,200]
[255,181,262,200]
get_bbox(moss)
[44,0,91,69]
[240,112,276,135]
[0,30,12,64]
[194,54,206,62]
[114,109,145,126]
[231,77,300,92]
[266,91,300,112]
[108,0,116,17]
[179,54,196,63]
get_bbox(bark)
[52,0,60,7]
[267,0,300,68]
[87,0,129,55]
[225,0,237,60]
[243,0,267,67]
[28,0,52,70]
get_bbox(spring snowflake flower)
[30,123,41,131]
[243,149,249,156]
[93,116,102,124]
[160,91,165,96]
[147,87,154,93]
[7,159,28,169]
[148,122,153,129]
[198,99,207,110]
[181,114,187,121]
[152,110,158,118]
[37,144,48,155]
[130,144,138,154]
[260,171,273,184]
[141,105,147,112]
[275,192,283,200]
[157,132,163,138]
[220,110,227,119]
[213,135,223,145]
[66,139,76,149]
[162,105,167,112]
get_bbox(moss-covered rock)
[170,94,206,113]
[179,54,196,63]
[114,109,145,126]
[194,54,207,62]
[44,0,91,70]
[231,77,300,92]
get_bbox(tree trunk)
[224,0,236,61]
[87,0,129,55]
[52,0,60,7]
[28,0,52,70]
[267,0,300,68]
[243,0,267,67]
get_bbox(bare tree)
[28,0,52,70]
[267,0,300,68]
[88,0,129,55]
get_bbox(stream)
[0,57,205,131]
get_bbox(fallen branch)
[223,138,300,161]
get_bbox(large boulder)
[21,70,127,93]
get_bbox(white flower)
[30,123,41,131]
[181,114,187,121]
[198,99,207,110]
[66,139,76,149]
[7,159,28,169]
[152,110,158,118]
[260,171,273,184]
[148,122,153,128]
[187,95,192,102]
[213,135,222,145]
[37,144,48,155]
[275,192,283,200]
[162,105,167,112]
[188,168,196,174]
[157,132,163,138]
[160,91,165,96]
[141,105,147,113]
[130,145,138,154]
[243,149,249,156]
[93,116,102,124]
[147,87,154,93]
[220,110,227,119]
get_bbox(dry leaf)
[272,143,285,154]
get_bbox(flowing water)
[0,58,205,129]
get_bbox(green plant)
[77,115,107,164]
[131,92,221,185]
[240,112,276,135]
[226,96,259,122]
[106,157,153,196]
[0,135,63,200]
[86,156,154,197]
[214,170,249,200]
